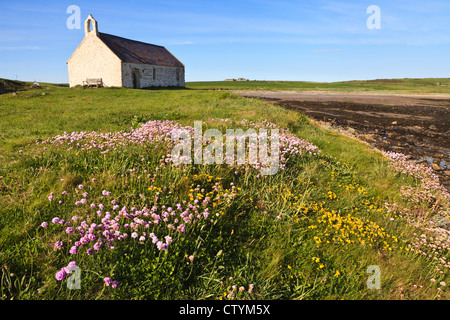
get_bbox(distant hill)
[0,78,30,94]
[186,78,450,94]
[0,78,69,94]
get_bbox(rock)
[12,92,17,96]
[391,121,397,125]
[429,125,437,130]
[346,127,355,134]
[444,170,450,176]
[433,214,450,231]
[432,163,441,171]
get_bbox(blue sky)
[0,0,449,83]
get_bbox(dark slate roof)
[98,32,184,68]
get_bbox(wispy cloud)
[313,48,343,54]
[165,40,195,46]
[0,45,40,51]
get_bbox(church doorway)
[132,70,140,89]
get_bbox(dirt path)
[234,90,450,190]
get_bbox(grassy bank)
[0,84,449,300]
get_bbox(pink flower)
[65,227,74,234]
[139,236,146,242]
[156,241,168,251]
[64,261,77,273]
[69,246,78,255]
[78,184,83,189]
[440,281,446,286]
[54,241,63,249]
[111,280,119,288]
[150,233,158,243]
[131,232,138,239]
[104,277,112,286]
[41,222,48,228]
[55,268,66,281]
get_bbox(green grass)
[186,78,450,94]
[0,82,449,300]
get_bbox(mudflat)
[235,90,450,189]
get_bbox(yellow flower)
[335,270,341,277]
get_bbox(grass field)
[187,78,450,94]
[0,80,449,300]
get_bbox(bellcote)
[84,14,99,37]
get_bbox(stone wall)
[121,63,185,88]
[67,33,123,87]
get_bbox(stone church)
[67,15,185,88]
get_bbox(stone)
[433,215,450,231]
[67,15,185,88]
[432,163,441,171]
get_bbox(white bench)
[83,78,103,87]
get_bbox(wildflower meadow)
[0,85,449,300]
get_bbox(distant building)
[67,15,185,88]
[224,78,249,81]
